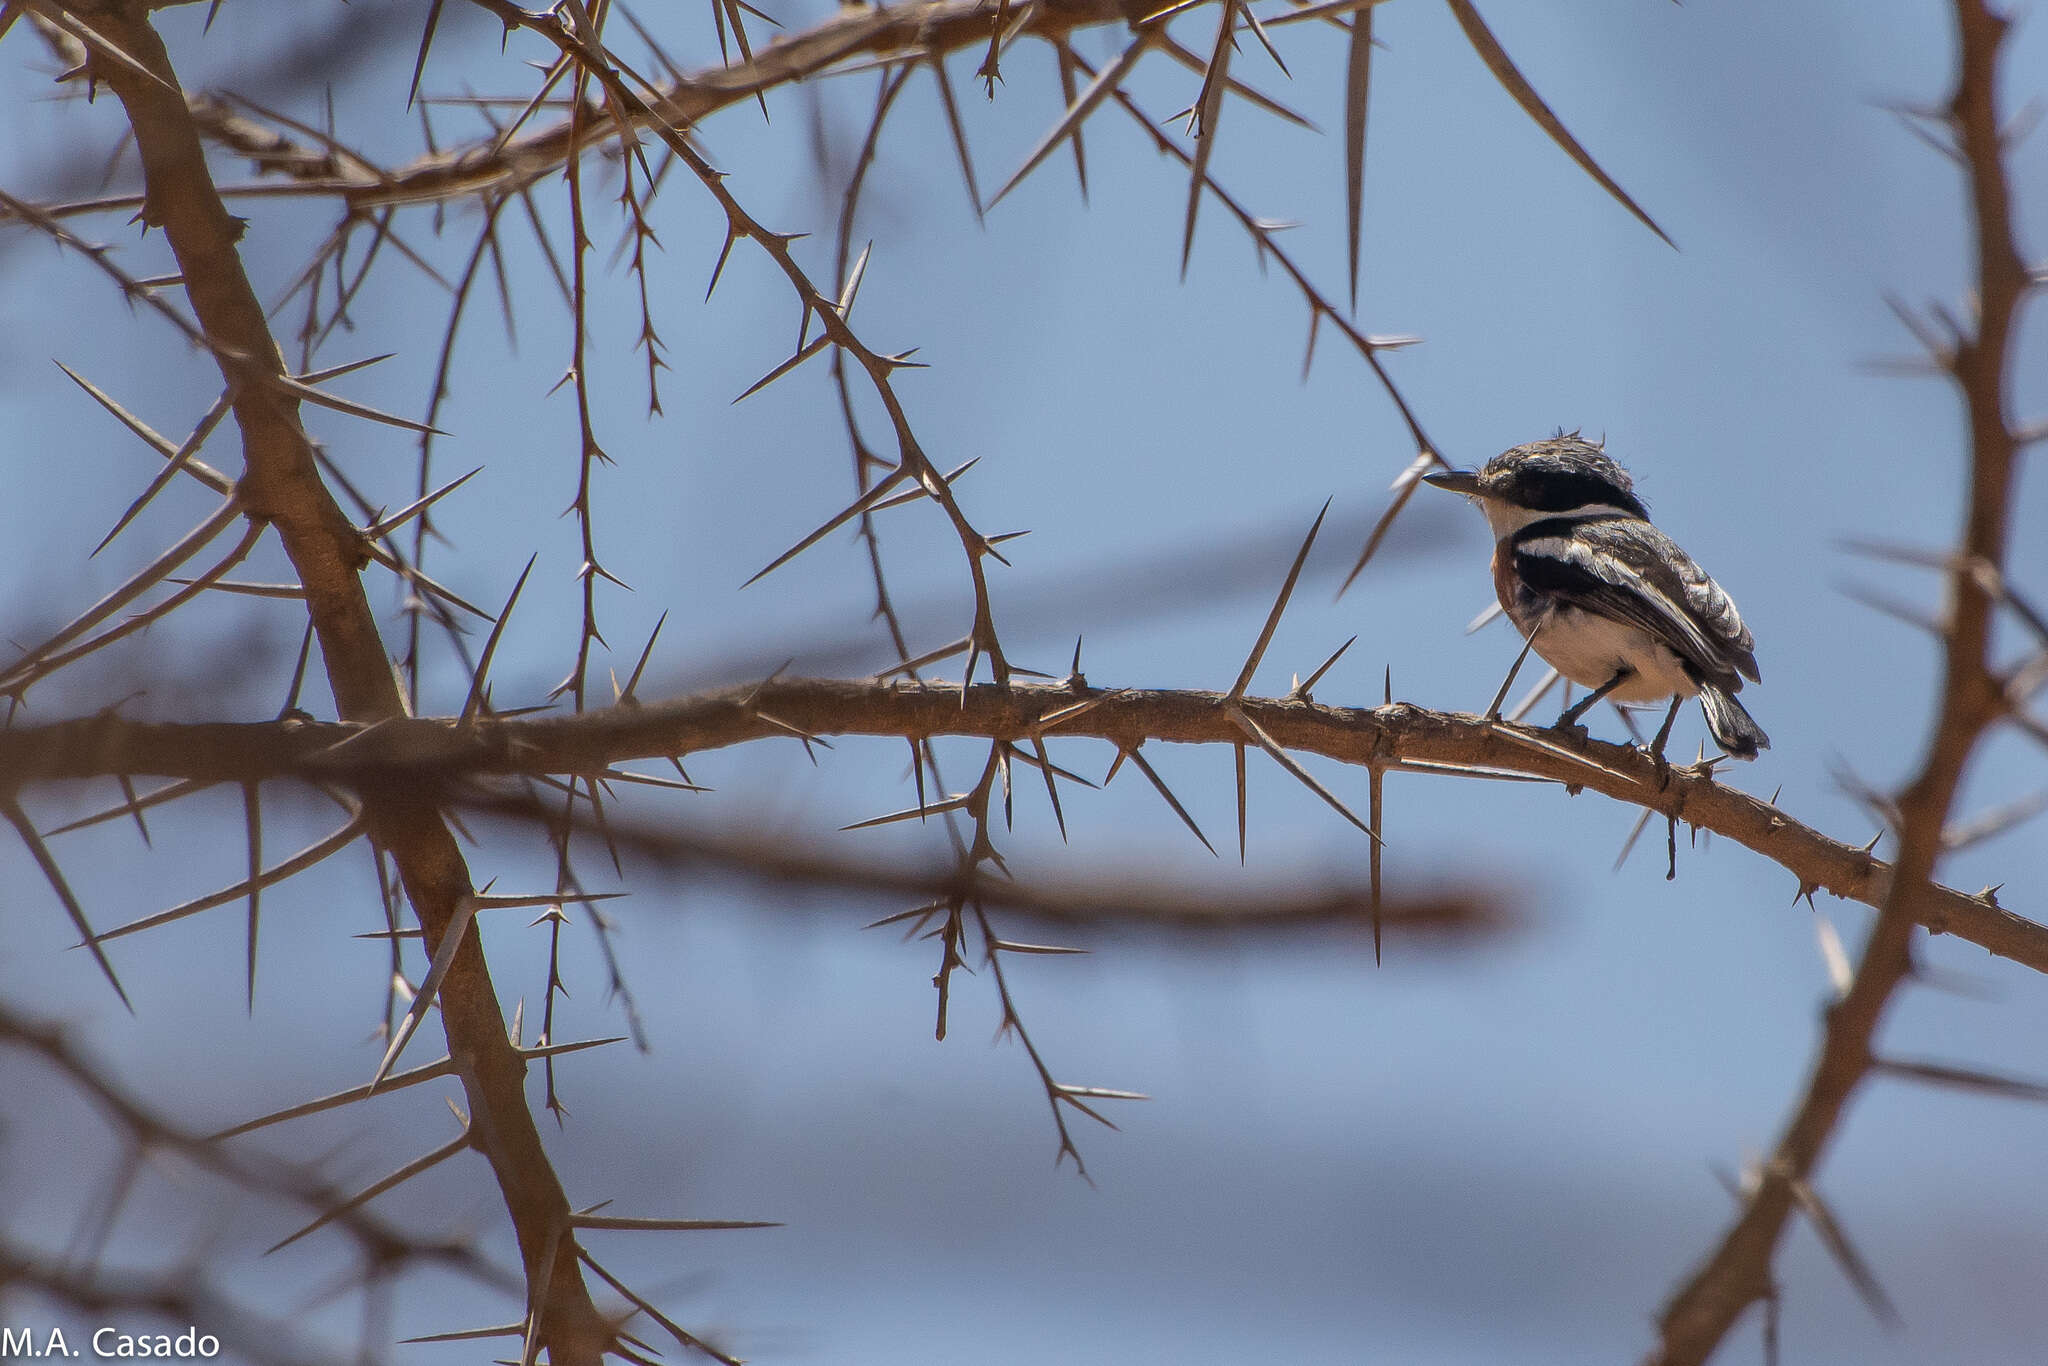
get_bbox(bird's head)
[1423,433,1648,538]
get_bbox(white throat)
[1475,499,1641,541]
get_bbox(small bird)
[1423,434,1768,760]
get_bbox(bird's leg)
[1648,695,1683,764]
[1485,628,1543,721]
[1555,668,1630,736]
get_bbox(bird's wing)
[1512,520,1760,686]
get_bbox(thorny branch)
[1648,3,2035,1361]
[5,680,2045,975]
[186,0,1167,212]
[41,3,614,1360]
[2,0,2041,1361]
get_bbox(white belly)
[1519,605,1696,703]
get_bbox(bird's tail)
[1699,685,1769,760]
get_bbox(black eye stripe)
[1514,468,1646,516]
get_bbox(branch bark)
[7,679,2043,972]
[1647,2,2030,1360]
[63,4,609,1359]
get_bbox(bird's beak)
[1422,468,1481,496]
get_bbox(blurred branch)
[278,0,1161,211]
[0,999,507,1362]
[0,1249,338,1366]
[4,0,1170,221]
[6,678,2042,971]
[1648,2,2033,1360]
[464,796,1516,940]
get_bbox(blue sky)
[2,2,2047,1363]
